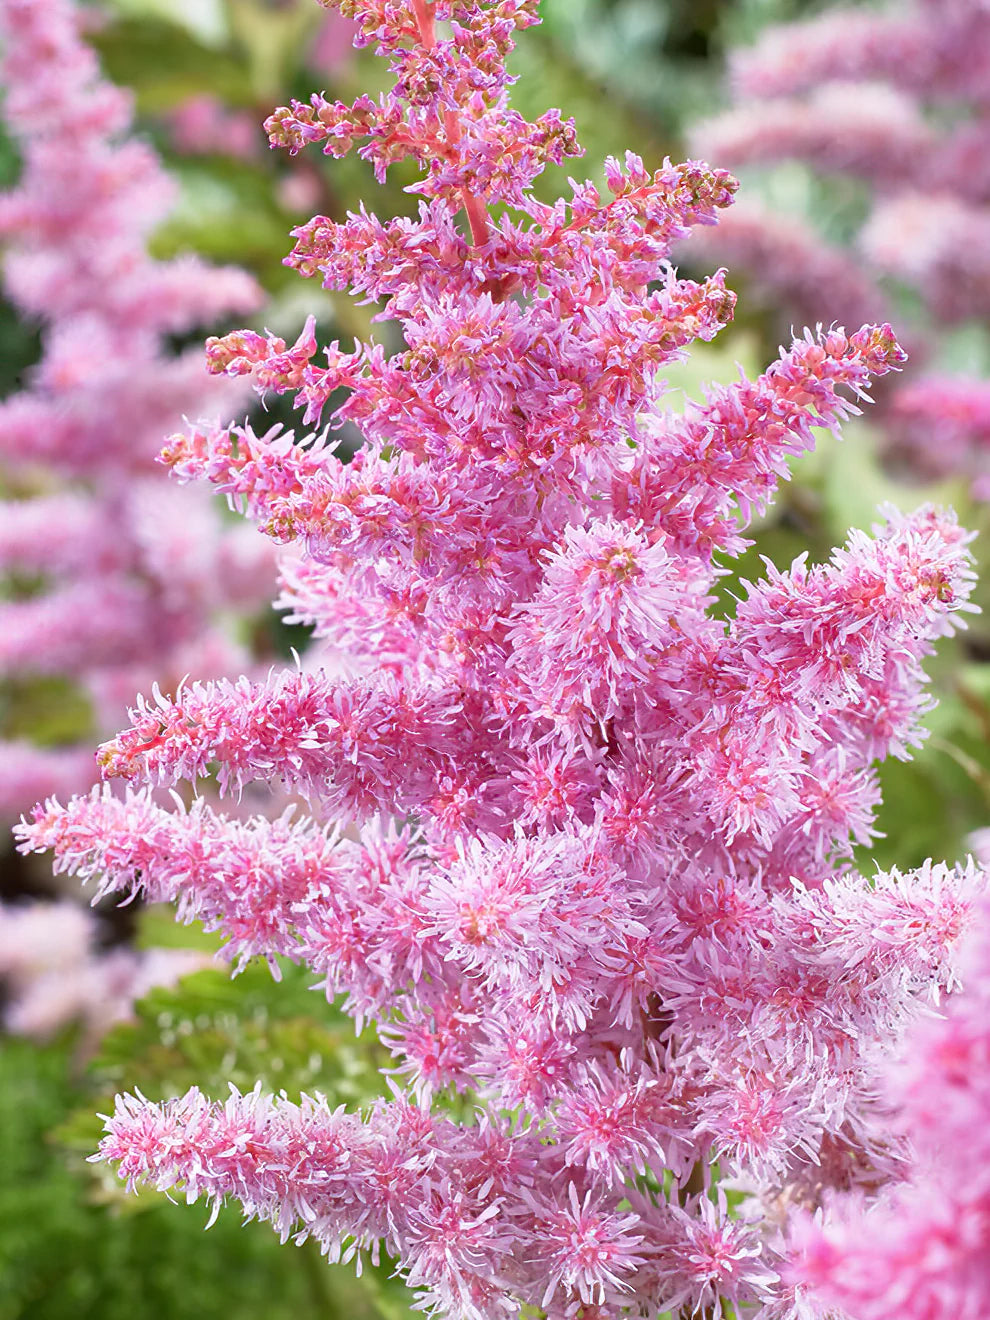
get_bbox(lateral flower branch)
[17,3,988,1318]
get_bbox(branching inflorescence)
[688,0,990,501]
[16,2,990,1317]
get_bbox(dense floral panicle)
[265,0,574,209]
[685,0,990,502]
[201,275,739,479]
[166,326,912,809]
[0,495,122,576]
[332,0,543,52]
[695,83,934,186]
[421,829,655,1028]
[621,324,907,559]
[731,2,990,105]
[0,742,95,818]
[671,1195,780,1318]
[259,449,498,585]
[534,1182,645,1308]
[0,579,157,679]
[160,418,336,520]
[274,555,428,674]
[507,519,710,740]
[14,787,445,1014]
[207,157,738,464]
[17,786,339,965]
[285,159,737,313]
[26,1,989,1316]
[167,93,261,160]
[94,1083,687,1316]
[0,0,271,818]
[730,504,975,698]
[786,858,987,997]
[642,504,976,855]
[551,1056,679,1187]
[861,191,990,324]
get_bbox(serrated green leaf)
[2,1034,415,1320]
[82,961,389,1109]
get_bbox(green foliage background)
[4,0,990,1317]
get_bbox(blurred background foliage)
[2,916,415,1320]
[4,0,990,1317]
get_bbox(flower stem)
[411,0,491,248]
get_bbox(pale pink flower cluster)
[167,93,262,161]
[791,890,990,1319]
[0,899,206,1044]
[15,3,989,1317]
[688,0,990,499]
[0,0,273,817]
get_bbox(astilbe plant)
[686,0,990,502]
[16,2,990,1316]
[0,0,272,818]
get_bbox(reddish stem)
[462,191,493,249]
[411,0,492,250]
[411,0,436,49]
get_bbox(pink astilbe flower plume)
[687,0,990,502]
[0,0,272,817]
[15,2,990,1317]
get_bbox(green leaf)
[1,1034,414,1320]
[57,959,394,1226]
[0,675,95,746]
[78,960,390,1108]
[659,329,762,411]
[107,0,229,47]
[148,162,296,284]
[91,19,245,111]
[225,0,324,102]
[41,961,418,1317]
[134,904,223,954]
